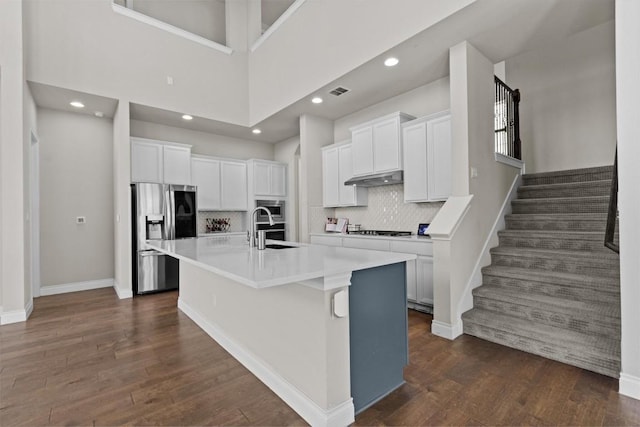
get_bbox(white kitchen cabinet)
[191,156,221,210]
[322,143,367,207]
[131,139,163,183]
[350,112,415,177]
[191,155,248,211]
[220,160,247,210]
[131,138,192,184]
[309,234,343,247]
[310,233,434,311]
[402,112,452,202]
[416,256,434,306]
[163,144,192,185]
[248,159,287,198]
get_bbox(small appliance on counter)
[131,183,198,295]
[326,217,348,233]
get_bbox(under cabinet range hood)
[344,170,403,187]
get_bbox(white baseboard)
[620,373,640,401]
[113,280,133,299]
[431,320,463,340]
[178,298,355,427]
[1,299,33,325]
[40,278,114,296]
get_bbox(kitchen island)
[147,235,415,427]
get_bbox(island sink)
[265,243,297,250]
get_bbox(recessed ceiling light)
[384,57,399,67]
[182,114,193,121]
[70,101,85,108]
[311,97,323,104]
[252,129,262,134]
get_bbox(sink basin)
[265,244,297,250]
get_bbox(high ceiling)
[29,0,614,144]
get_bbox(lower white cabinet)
[191,155,247,211]
[322,143,367,207]
[309,234,433,311]
[402,111,452,202]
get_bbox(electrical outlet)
[470,167,478,178]
[166,76,174,85]
[76,216,86,224]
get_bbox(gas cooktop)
[349,230,412,237]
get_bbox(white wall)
[615,0,640,401]
[130,120,274,160]
[248,0,475,124]
[506,20,616,173]
[299,114,333,242]
[113,100,132,298]
[0,0,29,321]
[38,109,114,287]
[24,0,248,126]
[24,80,37,300]
[128,0,226,45]
[430,41,521,334]
[274,135,300,241]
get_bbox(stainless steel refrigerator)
[131,183,198,294]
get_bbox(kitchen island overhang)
[147,235,415,427]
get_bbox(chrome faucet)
[249,206,275,248]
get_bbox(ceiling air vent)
[329,86,350,97]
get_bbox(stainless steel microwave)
[256,200,285,222]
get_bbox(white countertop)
[309,232,432,242]
[146,235,415,290]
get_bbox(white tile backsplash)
[335,184,443,232]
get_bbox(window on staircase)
[494,76,521,161]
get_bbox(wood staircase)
[462,165,620,378]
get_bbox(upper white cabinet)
[248,159,287,198]
[191,155,247,211]
[131,137,192,185]
[322,142,367,208]
[350,112,415,177]
[402,112,452,202]
[220,160,248,210]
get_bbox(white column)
[615,0,640,401]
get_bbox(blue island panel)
[349,262,408,414]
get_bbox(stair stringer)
[457,173,522,318]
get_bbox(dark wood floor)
[1,289,638,426]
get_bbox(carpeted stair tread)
[490,246,619,261]
[511,196,609,214]
[497,229,616,252]
[518,180,611,199]
[473,285,620,323]
[462,309,620,377]
[490,246,619,278]
[522,166,613,186]
[481,265,620,293]
[505,213,610,231]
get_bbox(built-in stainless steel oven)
[255,200,285,222]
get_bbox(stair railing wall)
[605,148,619,253]
[494,76,521,160]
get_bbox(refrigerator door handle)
[165,188,176,240]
